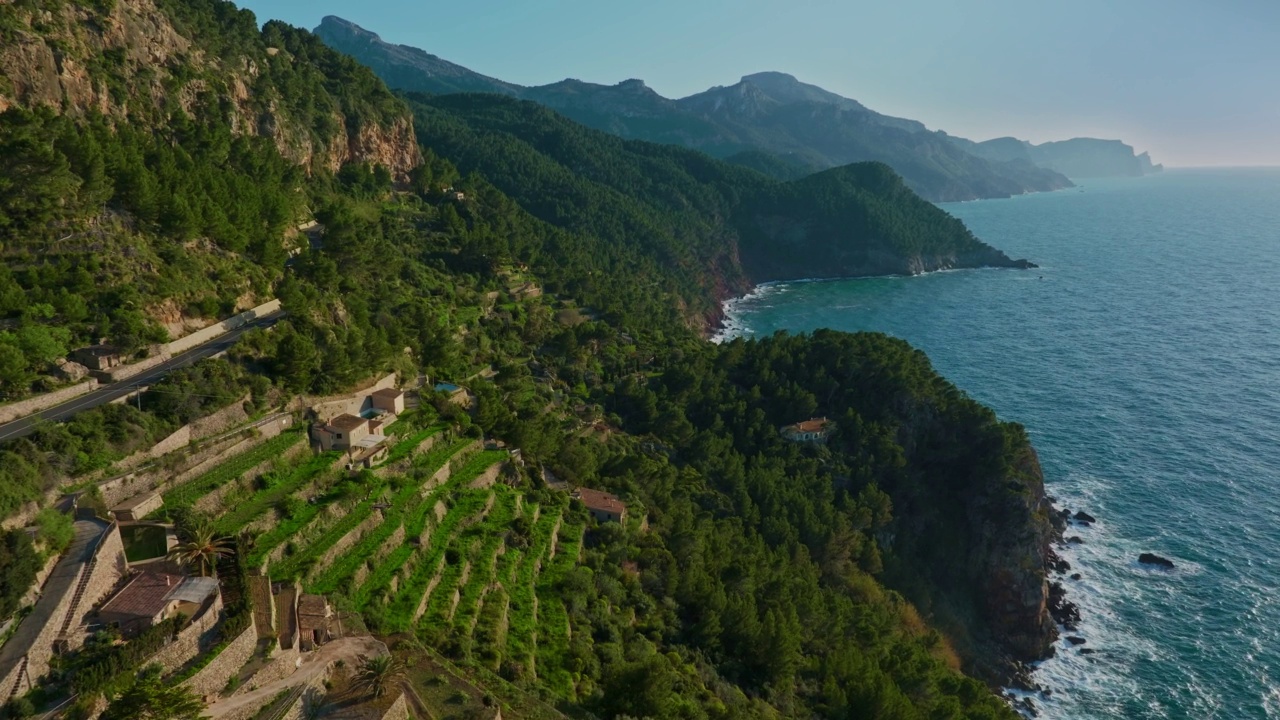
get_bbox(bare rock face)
[0,0,420,180]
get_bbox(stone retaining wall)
[306,511,382,580]
[427,439,482,487]
[468,462,506,489]
[180,619,259,701]
[67,524,128,651]
[95,353,168,383]
[0,522,126,698]
[297,372,397,422]
[163,300,280,357]
[98,415,294,507]
[373,523,405,564]
[146,595,225,673]
[0,379,99,425]
[234,643,302,696]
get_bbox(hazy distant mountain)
[319,17,1156,201]
[314,16,520,96]
[954,135,1164,178]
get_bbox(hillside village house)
[781,417,834,444]
[313,413,372,452]
[572,488,627,524]
[97,572,220,638]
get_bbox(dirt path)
[202,636,388,720]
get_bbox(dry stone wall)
[146,595,224,673]
[299,372,398,422]
[179,619,259,700]
[67,524,128,651]
[0,522,125,698]
[307,512,382,580]
[468,462,506,489]
[188,396,252,440]
[234,644,301,695]
[0,379,99,424]
[98,415,294,507]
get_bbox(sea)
[715,168,1280,719]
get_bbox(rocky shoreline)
[1002,503,1091,717]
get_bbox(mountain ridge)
[314,16,1164,195]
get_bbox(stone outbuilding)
[296,594,334,651]
[370,388,406,415]
[71,344,124,371]
[111,492,163,522]
[571,488,627,524]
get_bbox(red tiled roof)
[371,388,404,399]
[99,572,183,619]
[788,418,831,433]
[572,488,626,514]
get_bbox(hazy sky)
[238,0,1280,167]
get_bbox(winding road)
[0,311,284,444]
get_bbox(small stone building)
[97,572,220,638]
[780,417,833,444]
[296,594,334,651]
[72,344,124,371]
[112,492,163,522]
[371,388,406,415]
[313,413,370,452]
[571,488,627,524]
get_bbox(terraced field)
[162,429,305,509]
[158,414,593,703]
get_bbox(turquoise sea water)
[717,169,1280,719]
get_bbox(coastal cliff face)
[0,0,420,179]
[968,446,1062,667]
[884,406,1063,683]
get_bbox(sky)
[237,0,1280,167]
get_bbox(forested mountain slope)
[0,2,1063,718]
[403,92,1034,332]
[314,17,1074,202]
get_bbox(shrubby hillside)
[0,2,1058,718]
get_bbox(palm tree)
[351,654,404,699]
[166,524,234,578]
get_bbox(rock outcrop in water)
[1139,553,1175,569]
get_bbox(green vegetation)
[211,448,340,534]
[0,2,1053,717]
[100,665,204,720]
[120,524,168,563]
[308,438,474,594]
[376,423,448,468]
[162,430,304,509]
[0,529,42,621]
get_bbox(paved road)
[0,312,284,444]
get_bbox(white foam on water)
[711,282,788,343]
[1012,471,1171,719]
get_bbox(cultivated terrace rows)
[151,407,591,696]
